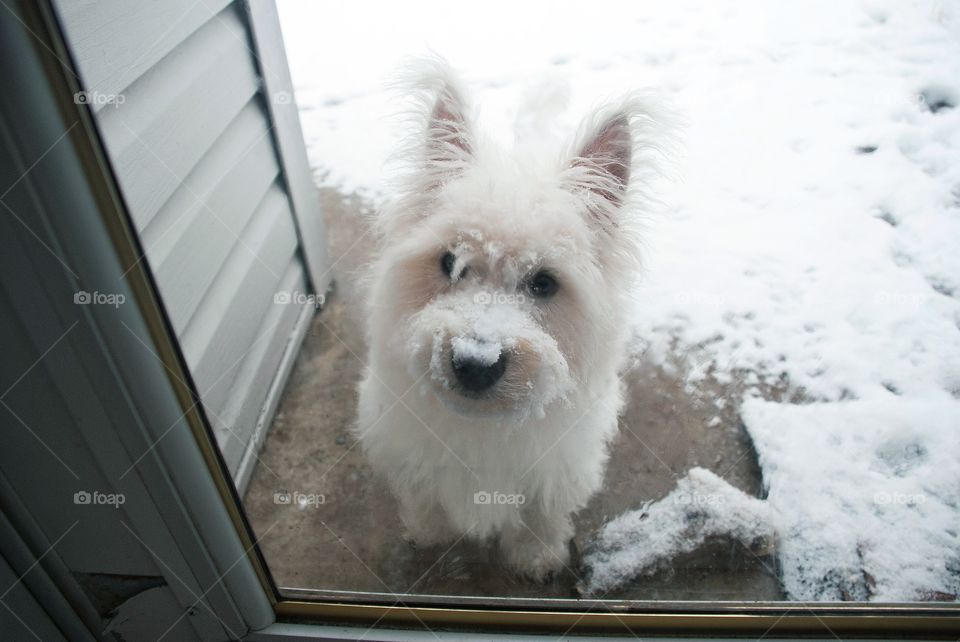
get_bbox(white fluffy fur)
[354,57,676,580]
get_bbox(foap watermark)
[74,90,125,108]
[74,290,125,308]
[74,490,125,509]
[872,290,927,310]
[474,291,526,306]
[273,490,326,509]
[674,492,725,507]
[874,491,925,506]
[274,290,325,308]
[473,490,525,506]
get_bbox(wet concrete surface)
[241,188,784,601]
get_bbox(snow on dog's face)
[387,214,587,420]
[370,60,668,421]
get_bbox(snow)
[580,467,775,596]
[451,335,502,366]
[583,399,960,599]
[742,396,960,601]
[277,0,960,600]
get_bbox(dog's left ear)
[574,113,632,204]
[563,110,634,231]
[563,96,675,231]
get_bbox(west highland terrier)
[355,58,674,580]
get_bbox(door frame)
[2,0,957,639]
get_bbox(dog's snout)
[452,352,507,394]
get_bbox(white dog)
[355,59,674,580]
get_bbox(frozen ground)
[277,0,960,601]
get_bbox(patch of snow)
[580,468,775,595]
[451,335,502,366]
[742,395,960,601]
[428,330,450,389]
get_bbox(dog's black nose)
[452,353,507,394]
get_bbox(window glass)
[238,0,960,606]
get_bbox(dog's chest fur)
[357,368,624,537]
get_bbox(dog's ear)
[563,95,676,231]
[565,110,634,231]
[427,81,472,166]
[410,59,473,191]
[573,113,632,206]
[394,57,474,178]
[379,58,475,236]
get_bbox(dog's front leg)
[396,491,457,548]
[500,506,574,582]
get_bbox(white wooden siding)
[94,4,259,229]
[181,184,298,412]
[217,258,311,484]
[54,0,234,106]
[54,0,328,492]
[146,102,279,335]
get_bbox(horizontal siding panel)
[214,258,308,473]
[182,184,298,415]
[143,99,271,253]
[53,0,232,103]
[147,103,279,335]
[95,4,259,228]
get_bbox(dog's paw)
[502,536,569,583]
[397,498,458,549]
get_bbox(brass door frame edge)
[277,599,960,636]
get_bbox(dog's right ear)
[426,81,472,170]
[380,58,475,235]
[418,80,473,195]
[400,57,474,191]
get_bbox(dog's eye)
[527,271,558,298]
[441,251,456,278]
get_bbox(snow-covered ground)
[582,467,776,596]
[277,0,960,601]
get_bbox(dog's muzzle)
[413,303,570,419]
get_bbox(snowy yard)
[276,0,960,601]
